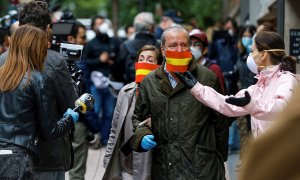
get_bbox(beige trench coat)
[103,82,152,180]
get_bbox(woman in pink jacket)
[176,31,298,138]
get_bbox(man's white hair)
[133,12,154,32]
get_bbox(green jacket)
[132,58,230,180]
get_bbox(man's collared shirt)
[164,63,177,89]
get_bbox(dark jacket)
[111,32,157,83]
[84,33,119,77]
[237,50,257,89]
[132,58,230,180]
[0,49,78,171]
[0,70,74,156]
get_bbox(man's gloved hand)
[64,108,79,122]
[225,91,251,107]
[175,71,198,89]
[141,135,157,150]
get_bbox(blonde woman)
[0,25,78,179]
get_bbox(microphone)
[73,93,95,113]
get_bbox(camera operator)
[0,1,78,180]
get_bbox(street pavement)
[66,147,239,180]
[65,147,106,180]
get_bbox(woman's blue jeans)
[90,85,116,145]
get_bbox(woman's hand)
[225,91,251,107]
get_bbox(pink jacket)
[190,65,298,137]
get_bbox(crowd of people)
[0,1,299,180]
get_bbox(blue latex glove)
[141,135,157,150]
[64,108,79,122]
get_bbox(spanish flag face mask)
[165,50,192,72]
[135,62,159,83]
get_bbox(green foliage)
[0,1,9,17]
[58,0,106,18]
[52,0,222,29]
[187,0,222,28]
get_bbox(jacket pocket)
[0,153,20,179]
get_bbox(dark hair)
[242,25,256,37]
[91,16,105,30]
[238,25,256,52]
[18,1,51,30]
[258,22,276,32]
[225,17,238,30]
[125,24,134,34]
[255,31,296,73]
[71,21,86,38]
[136,45,163,65]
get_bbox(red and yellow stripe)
[135,62,159,83]
[165,51,192,72]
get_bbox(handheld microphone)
[73,93,95,113]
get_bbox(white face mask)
[98,23,110,34]
[246,53,258,74]
[190,46,202,60]
[228,29,234,36]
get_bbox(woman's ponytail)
[280,55,297,74]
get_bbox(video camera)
[50,21,83,58]
[50,21,84,92]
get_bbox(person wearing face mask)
[103,45,162,180]
[190,29,225,93]
[238,25,257,89]
[84,16,120,146]
[131,26,230,179]
[176,31,298,139]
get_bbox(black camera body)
[50,21,80,53]
[50,21,84,93]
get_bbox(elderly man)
[132,26,229,180]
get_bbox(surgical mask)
[190,46,202,60]
[246,53,258,74]
[242,37,252,53]
[247,49,285,74]
[228,29,234,36]
[98,23,109,34]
